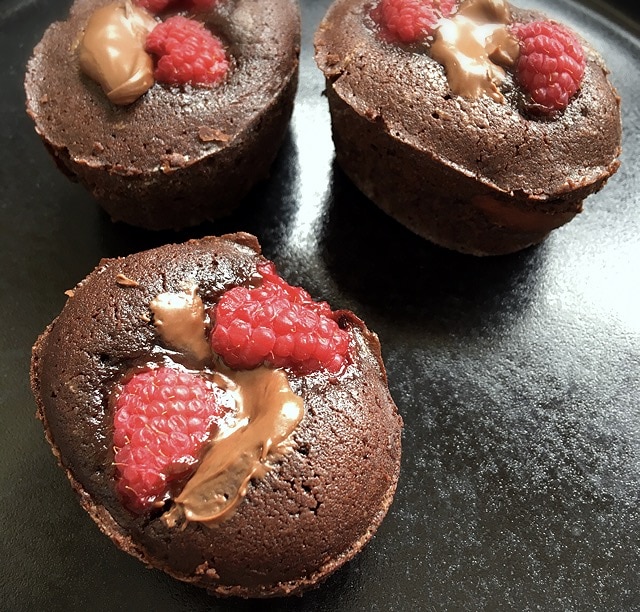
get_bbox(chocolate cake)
[25,0,300,230]
[315,0,622,255]
[30,233,403,597]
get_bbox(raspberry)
[512,21,586,113]
[145,16,229,86]
[210,262,350,374]
[113,366,230,512]
[134,0,217,13]
[372,0,458,44]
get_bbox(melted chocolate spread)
[431,0,520,103]
[149,285,305,526]
[79,1,156,105]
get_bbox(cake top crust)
[30,234,402,596]
[25,0,300,171]
[315,0,621,199]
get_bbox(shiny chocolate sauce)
[148,286,305,526]
[78,1,156,105]
[431,0,520,103]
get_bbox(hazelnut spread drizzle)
[165,367,304,525]
[150,286,210,364]
[430,0,520,102]
[79,1,156,105]
[148,286,305,526]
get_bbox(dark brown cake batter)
[30,233,403,597]
[25,0,300,230]
[315,0,622,255]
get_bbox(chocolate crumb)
[115,274,139,288]
[198,126,231,143]
[161,153,189,173]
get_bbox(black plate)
[1,0,639,609]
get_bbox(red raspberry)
[134,0,217,13]
[512,21,586,113]
[145,16,229,86]
[210,263,350,374]
[372,0,458,44]
[113,366,230,512]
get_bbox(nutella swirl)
[431,0,520,103]
[79,1,156,105]
[149,286,305,526]
[150,286,211,364]
[166,367,304,525]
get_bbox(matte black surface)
[1,0,638,609]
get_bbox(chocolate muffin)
[30,233,402,598]
[25,0,300,230]
[315,0,622,255]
